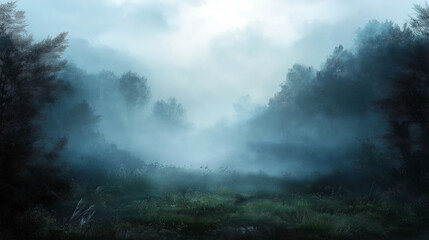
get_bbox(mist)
[18,0,423,127]
[2,1,429,239]
[11,0,424,176]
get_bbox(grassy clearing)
[11,173,428,240]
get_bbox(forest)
[1,1,429,239]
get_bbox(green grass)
[12,175,429,240]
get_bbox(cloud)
[63,38,146,75]
[16,0,427,127]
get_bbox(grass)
[7,171,429,240]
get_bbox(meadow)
[11,166,429,240]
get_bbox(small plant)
[69,199,96,227]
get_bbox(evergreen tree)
[0,2,69,213]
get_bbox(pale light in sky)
[16,0,426,128]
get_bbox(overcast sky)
[14,0,426,128]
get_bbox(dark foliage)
[0,1,70,228]
[252,12,429,194]
[119,71,151,109]
[2,2,429,239]
[152,98,186,127]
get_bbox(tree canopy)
[119,71,151,108]
[0,1,69,210]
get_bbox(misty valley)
[2,1,429,240]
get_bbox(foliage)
[410,3,429,36]
[7,168,428,240]
[0,1,69,217]
[152,98,186,126]
[119,71,150,108]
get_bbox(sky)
[14,0,426,128]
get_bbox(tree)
[0,2,69,210]
[152,98,186,126]
[410,4,429,36]
[68,100,100,130]
[372,6,429,192]
[268,64,315,111]
[119,71,150,108]
[376,51,429,192]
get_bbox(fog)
[18,0,423,127]
[11,0,427,176]
[4,2,429,238]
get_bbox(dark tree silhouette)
[152,98,186,126]
[0,2,69,214]
[269,64,315,110]
[68,100,100,130]
[377,54,429,192]
[367,4,429,192]
[410,4,429,36]
[119,71,150,108]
